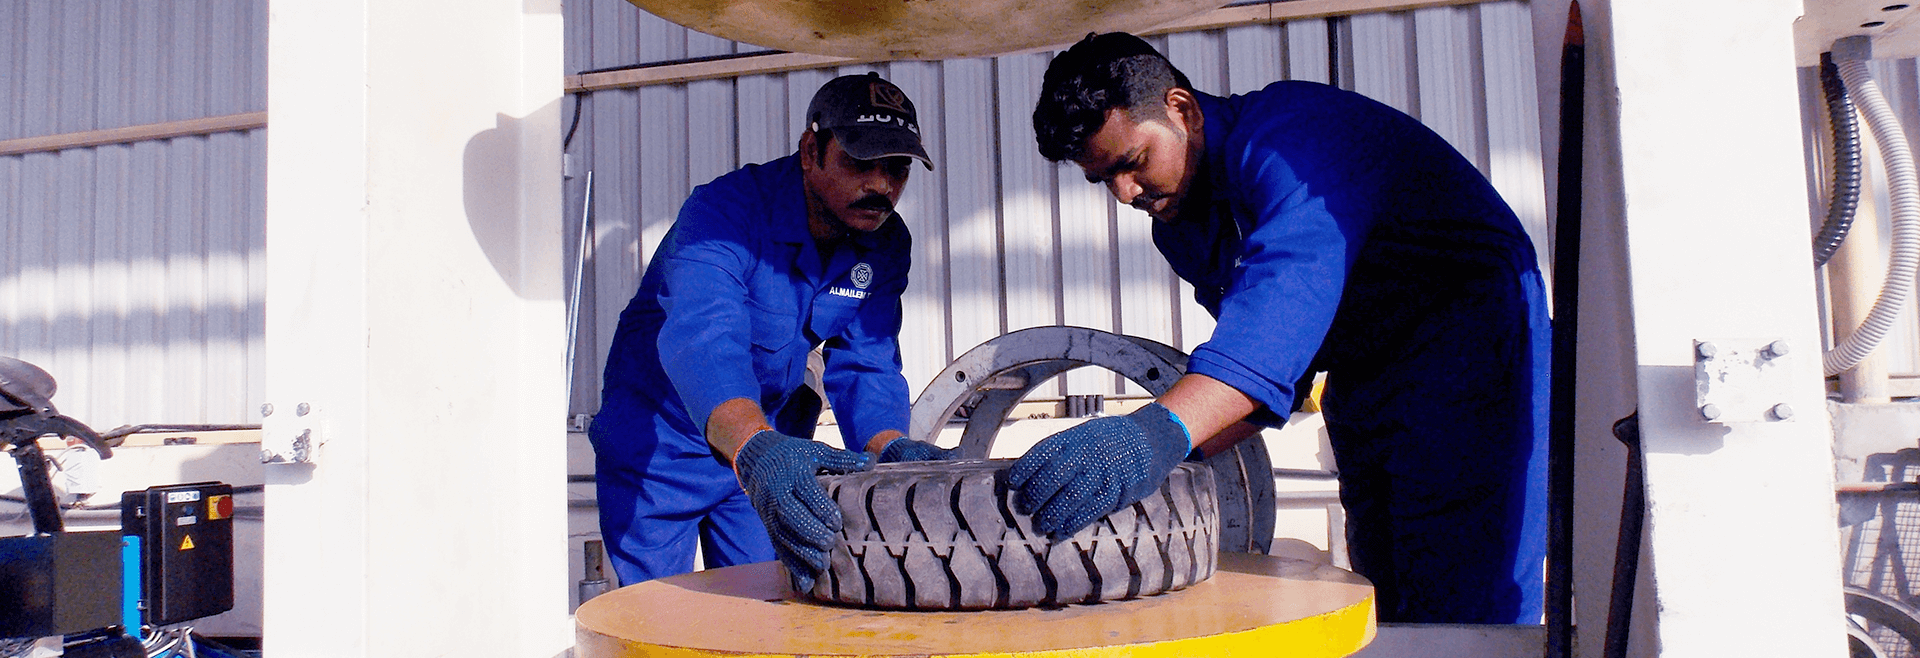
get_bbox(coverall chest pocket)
[809,293,861,342]
[745,296,800,388]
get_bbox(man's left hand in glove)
[1007,402,1192,538]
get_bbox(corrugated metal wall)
[0,1,267,428]
[9,0,1913,428]
[562,0,1553,413]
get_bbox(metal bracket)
[1694,338,1796,424]
[260,401,319,464]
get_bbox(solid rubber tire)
[808,459,1219,610]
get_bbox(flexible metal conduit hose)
[1813,54,1864,268]
[1825,44,1920,377]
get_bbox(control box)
[121,482,234,625]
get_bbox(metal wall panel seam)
[96,3,127,145]
[635,0,692,277]
[941,59,1006,379]
[785,69,833,148]
[207,130,251,423]
[17,153,53,380]
[687,79,738,198]
[638,3,689,64]
[734,74,788,168]
[1286,19,1334,84]
[1056,162,1120,395]
[1414,6,1486,170]
[995,52,1066,398]
[591,90,641,390]
[54,147,93,421]
[164,138,210,423]
[245,133,268,424]
[21,1,56,139]
[84,142,123,424]
[887,61,956,392]
[1348,12,1416,115]
[1,155,17,357]
[636,85,688,289]
[59,1,97,136]
[170,2,208,126]
[2,4,21,140]
[591,0,638,71]
[1478,1,1551,289]
[126,140,163,423]
[87,142,126,423]
[1226,24,1285,95]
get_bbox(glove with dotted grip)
[1008,402,1192,538]
[733,429,871,592]
[877,437,961,463]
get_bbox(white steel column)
[1603,0,1848,655]
[262,1,569,656]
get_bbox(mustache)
[849,195,894,213]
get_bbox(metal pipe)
[566,171,595,408]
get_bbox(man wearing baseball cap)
[591,72,951,590]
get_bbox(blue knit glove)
[877,437,961,463]
[733,430,872,592]
[1009,403,1192,538]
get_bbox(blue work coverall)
[1163,82,1550,624]
[590,154,913,586]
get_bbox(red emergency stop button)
[208,494,234,520]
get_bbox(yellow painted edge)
[579,594,1374,658]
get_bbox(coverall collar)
[1195,91,1232,187]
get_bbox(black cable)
[1813,51,1864,267]
[563,91,588,152]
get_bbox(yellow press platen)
[575,552,1376,658]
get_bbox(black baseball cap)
[806,72,934,170]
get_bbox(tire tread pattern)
[811,459,1218,610]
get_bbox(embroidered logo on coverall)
[831,263,875,299]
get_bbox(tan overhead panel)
[1793,1,1918,65]
[623,0,1234,59]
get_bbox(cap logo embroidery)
[870,82,911,115]
[851,263,874,289]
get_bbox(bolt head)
[1770,403,1795,420]
[260,403,274,417]
[1765,340,1791,358]
[1697,342,1719,360]
[296,403,311,417]
[1700,404,1722,420]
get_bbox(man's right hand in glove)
[731,429,871,592]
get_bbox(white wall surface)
[262,1,570,656]
[1606,0,1850,655]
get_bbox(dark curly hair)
[1032,32,1193,163]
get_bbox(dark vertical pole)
[1604,413,1645,658]
[13,441,65,534]
[1546,3,1585,658]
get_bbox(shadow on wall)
[462,107,564,302]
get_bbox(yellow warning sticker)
[180,535,195,551]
